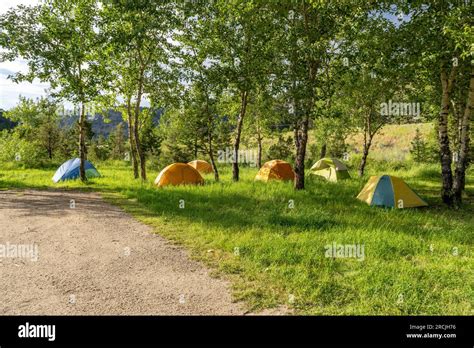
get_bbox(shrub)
[266,134,294,163]
[410,128,427,162]
[0,130,46,168]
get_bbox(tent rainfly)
[357,175,428,208]
[310,157,350,182]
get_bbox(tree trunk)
[47,138,53,159]
[257,135,262,168]
[452,100,463,150]
[358,136,372,177]
[208,131,219,182]
[232,90,248,182]
[133,109,146,181]
[439,69,455,205]
[194,136,198,159]
[294,115,309,190]
[134,69,146,181]
[452,68,473,206]
[79,102,86,182]
[255,117,263,168]
[320,143,327,159]
[126,97,139,179]
[293,2,316,191]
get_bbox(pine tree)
[109,122,127,160]
[410,128,427,162]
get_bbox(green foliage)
[305,143,320,168]
[140,111,162,158]
[36,118,61,160]
[1,0,473,316]
[1,97,66,166]
[424,124,442,164]
[56,127,78,161]
[267,135,294,163]
[5,96,59,135]
[410,128,427,162]
[313,115,351,159]
[0,131,46,168]
[108,122,127,160]
[89,135,110,162]
[158,61,233,172]
[0,0,105,103]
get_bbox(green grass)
[0,161,473,315]
[345,123,434,162]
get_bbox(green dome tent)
[310,157,350,182]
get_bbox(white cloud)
[0,59,50,109]
[0,0,45,110]
[0,59,30,74]
[0,77,49,110]
[0,0,39,15]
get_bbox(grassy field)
[345,123,434,162]
[264,122,434,163]
[1,159,473,315]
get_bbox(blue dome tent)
[52,158,101,183]
[357,175,428,208]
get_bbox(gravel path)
[0,190,244,315]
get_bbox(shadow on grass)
[105,174,473,243]
[2,172,473,245]
[117,185,345,234]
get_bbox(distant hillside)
[59,108,163,138]
[1,107,162,137]
[256,123,434,163]
[0,109,17,131]
[346,123,434,161]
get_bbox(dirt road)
[0,190,244,315]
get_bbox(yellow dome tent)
[154,163,204,187]
[188,160,213,174]
[357,175,428,208]
[255,160,295,182]
[310,157,350,182]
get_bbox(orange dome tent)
[188,160,213,174]
[255,160,295,182]
[154,163,204,187]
